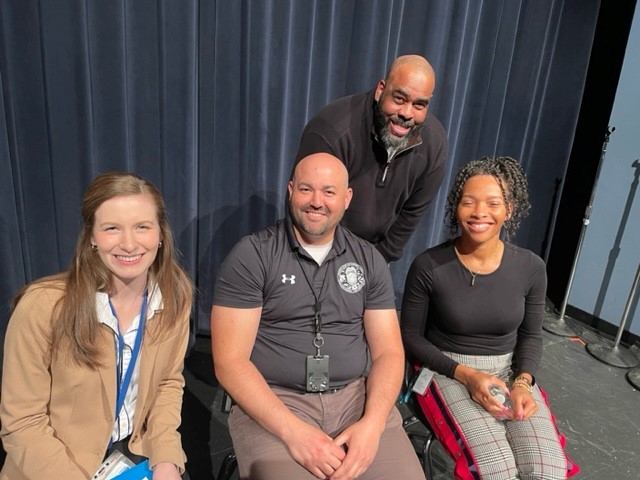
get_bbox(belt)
[273,379,361,395]
[304,385,347,395]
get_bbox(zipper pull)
[377,161,391,186]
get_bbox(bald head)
[288,153,352,245]
[385,55,435,84]
[292,153,350,190]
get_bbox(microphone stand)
[627,162,640,385]
[544,126,615,336]
[628,368,640,390]
[587,260,640,368]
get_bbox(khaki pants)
[228,377,425,479]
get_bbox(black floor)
[182,308,640,479]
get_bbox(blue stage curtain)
[0,0,600,339]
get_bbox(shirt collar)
[283,216,347,263]
[96,281,163,331]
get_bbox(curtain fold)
[0,0,600,336]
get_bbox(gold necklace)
[456,255,479,286]
[454,243,502,287]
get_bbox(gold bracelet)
[514,375,532,385]
[511,380,533,394]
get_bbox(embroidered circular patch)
[337,262,366,293]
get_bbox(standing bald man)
[212,153,425,480]
[296,55,448,262]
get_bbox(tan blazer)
[0,283,189,479]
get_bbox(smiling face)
[91,193,161,290]
[374,63,434,149]
[288,153,353,245]
[456,174,511,246]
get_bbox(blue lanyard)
[109,292,148,421]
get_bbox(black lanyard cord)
[294,249,331,353]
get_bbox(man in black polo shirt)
[211,153,424,480]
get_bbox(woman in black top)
[401,156,578,479]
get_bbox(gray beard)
[374,102,421,151]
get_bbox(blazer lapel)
[136,287,163,418]
[96,331,117,420]
[135,338,160,419]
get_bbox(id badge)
[306,355,330,392]
[93,451,135,479]
[411,367,435,396]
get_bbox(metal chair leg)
[407,431,435,478]
[216,451,237,480]
[421,432,435,479]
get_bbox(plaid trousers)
[415,352,578,480]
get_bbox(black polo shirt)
[213,218,396,391]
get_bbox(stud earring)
[91,244,98,252]
[158,241,163,248]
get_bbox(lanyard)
[294,250,331,356]
[109,292,148,421]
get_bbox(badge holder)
[306,304,330,392]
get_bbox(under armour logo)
[282,274,296,284]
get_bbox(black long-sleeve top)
[401,240,546,379]
[295,89,448,262]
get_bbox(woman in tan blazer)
[0,172,193,479]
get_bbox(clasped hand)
[285,419,381,479]
[465,371,538,421]
[508,385,538,420]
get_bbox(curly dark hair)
[445,156,531,240]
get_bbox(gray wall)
[569,8,640,335]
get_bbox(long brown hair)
[13,172,193,367]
